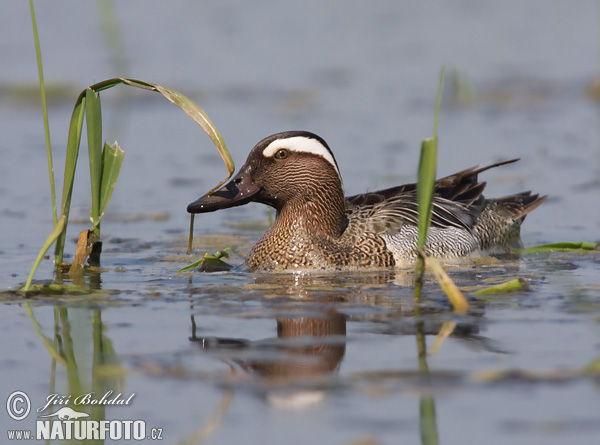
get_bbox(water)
[0,1,599,444]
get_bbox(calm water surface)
[0,1,599,444]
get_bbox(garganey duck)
[187,131,546,271]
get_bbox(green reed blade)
[54,97,86,266]
[416,138,437,249]
[86,88,103,236]
[129,80,235,192]
[46,77,231,271]
[417,68,444,248]
[88,78,235,191]
[415,138,436,301]
[29,0,57,226]
[99,141,124,224]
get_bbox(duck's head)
[187,131,344,215]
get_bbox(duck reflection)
[190,310,346,381]
[245,271,498,353]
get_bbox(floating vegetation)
[518,241,598,254]
[473,278,528,296]
[180,248,233,273]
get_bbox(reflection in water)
[416,320,439,445]
[186,271,506,443]
[25,303,123,443]
[190,309,346,408]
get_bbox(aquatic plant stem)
[187,214,195,255]
[23,215,66,292]
[29,0,57,227]
[414,69,444,300]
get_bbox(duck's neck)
[273,187,346,239]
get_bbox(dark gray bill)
[187,169,260,213]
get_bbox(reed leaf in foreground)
[52,78,233,267]
[22,77,231,288]
[86,88,103,236]
[414,68,470,312]
[416,138,437,250]
[416,67,443,250]
[414,68,440,300]
[54,98,86,267]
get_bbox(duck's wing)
[344,159,520,235]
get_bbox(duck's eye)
[273,149,289,160]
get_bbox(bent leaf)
[425,253,470,313]
[51,77,231,268]
[119,78,234,193]
[24,215,67,292]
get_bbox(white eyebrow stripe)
[262,136,340,176]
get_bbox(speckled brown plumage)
[187,131,547,272]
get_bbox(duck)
[187,131,546,271]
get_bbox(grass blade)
[128,80,234,192]
[29,0,57,227]
[34,76,230,277]
[52,78,230,264]
[415,69,444,300]
[84,78,234,191]
[414,68,468,313]
[416,138,437,248]
[86,88,103,236]
[417,67,444,248]
[54,97,86,265]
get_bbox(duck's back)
[341,159,546,266]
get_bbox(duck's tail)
[475,192,547,250]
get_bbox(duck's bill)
[187,170,260,213]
